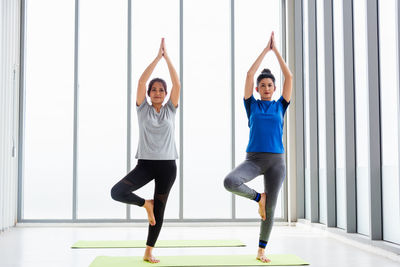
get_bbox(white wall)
[0,0,20,232]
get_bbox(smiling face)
[149,81,166,104]
[256,78,276,101]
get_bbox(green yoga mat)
[89,254,309,267]
[72,239,245,248]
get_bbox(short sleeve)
[136,99,149,112]
[244,95,256,119]
[166,98,178,113]
[278,95,290,113]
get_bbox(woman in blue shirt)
[224,31,292,263]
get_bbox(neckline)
[151,104,164,114]
[258,96,274,102]
[260,99,274,103]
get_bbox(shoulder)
[277,95,290,109]
[244,95,257,104]
[137,99,150,112]
[166,98,178,113]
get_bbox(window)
[130,0,180,220]
[182,0,231,219]
[21,0,284,221]
[333,0,346,229]
[378,0,400,244]
[23,0,74,219]
[316,0,327,224]
[353,0,370,236]
[234,0,283,219]
[303,0,312,220]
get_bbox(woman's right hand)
[266,32,273,52]
[270,31,279,53]
[157,38,164,59]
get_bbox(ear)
[255,87,259,92]
[274,85,277,91]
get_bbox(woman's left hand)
[271,31,278,53]
[161,38,168,58]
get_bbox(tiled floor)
[0,223,399,267]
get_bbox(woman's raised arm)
[162,39,181,107]
[271,32,293,102]
[244,34,273,100]
[136,39,163,106]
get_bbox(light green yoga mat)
[89,254,309,267]
[72,239,245,248]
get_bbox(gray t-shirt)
[135,99,178,160]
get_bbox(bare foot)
[143,246,160,263]
[143,200,156,226]
[258,193,266,221]
[256,248,271,263]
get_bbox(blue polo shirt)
[244,95,290,153]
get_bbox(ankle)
[145,245,153,254]
[143,199,152,208]
[258,239,267,249]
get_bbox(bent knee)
[224,175,241,192]
[110,184,124,201]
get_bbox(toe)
[262,257,270,263]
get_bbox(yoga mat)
[72,239,245,248]
[89,254,309,267]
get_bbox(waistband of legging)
[245,152,285,160]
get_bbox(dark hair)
[147,78,167,96]
[256,69,275,87]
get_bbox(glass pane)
[333,0,346,229]
[353,0,370,236]
[234,0,283,219]
[130,0,180,219]
[316,0,327,224]
[77,0,127,219]
[23,0,74,219]
[303,0,311,220]
[183,0,231,218]
[379,0,400,244]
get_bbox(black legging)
[110,159,177,247]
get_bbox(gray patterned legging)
[224,152,286,247]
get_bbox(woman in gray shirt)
[111,38,180,263]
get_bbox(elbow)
[171,83,181,94]
[246,71,255,77]
[246,71,255,81]
[138,80,147,87]
[174,82,181,91]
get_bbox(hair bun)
[261,68,271,74]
